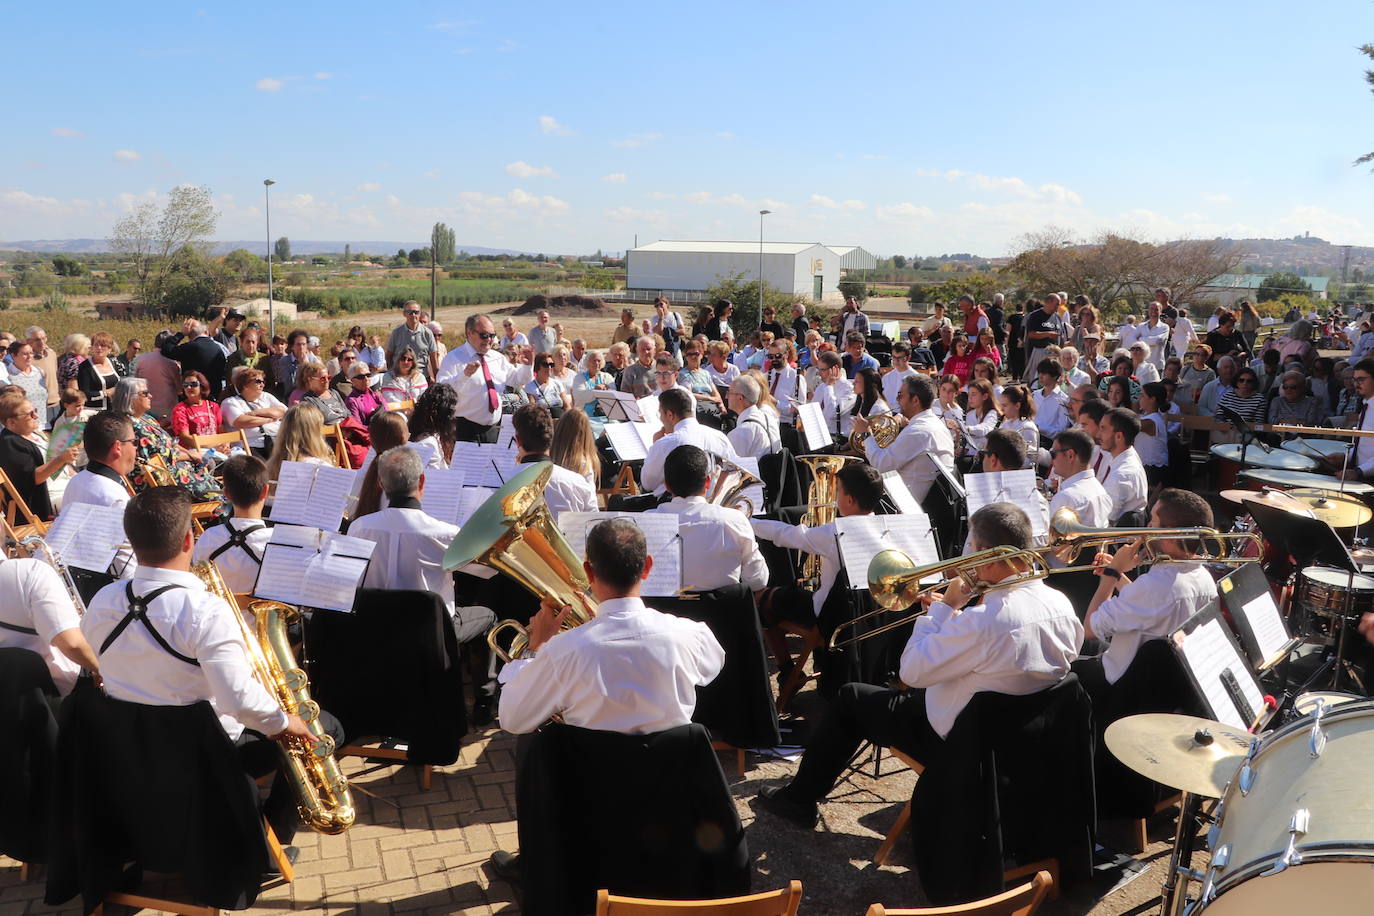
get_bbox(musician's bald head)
[585,518,650,595]
[663,445,709,498]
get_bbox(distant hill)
[0,239,532,257]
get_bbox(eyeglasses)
[654,370,676,377]
[1236,378,1257,386]
[242,378,263,386]
[537,362,554,369]
[1049,447,1075,456]
[135,389,151,397]
[405,310,421,316]
[183,381,201,388]
[1281,384,1302,390]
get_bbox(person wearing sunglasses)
[436,313,514,443]
[523,355,572,417]
[385,300,439,383]
[170,371,221,449]
[1215,369,1268,428]
[0,392,80,520]
[1267,370,1326,429]
[380,347,430,408]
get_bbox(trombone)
[828,546,1048,650]
[1038,507,1264,573]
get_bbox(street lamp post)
[264,179,276,340]
[758,209,771,328]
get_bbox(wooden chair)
[0,467,47,541]
[864,870,1052,916]
[142,455,217,532]
[774,621,823,714]
[320,425,352,468]
[384,398,414,413]
[595,880,802,916]
[190,429,251,454]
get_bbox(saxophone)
[192,561,356,835]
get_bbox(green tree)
[161,246,236,316]
[274,237,291,262]
[891,254,908,269]
[108,184,218,308]
[703,272,814,335]
[343,243,352,263]
[1358,43,1374,168]
[430,222,456,264]
[908,283,929,309]
[51,255,86,277]
[1257,272,1311,302]
[223,248,262,282]
[408,248,429,265]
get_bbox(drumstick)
[1249,694,1278,734]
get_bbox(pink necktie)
[480,355,499,412]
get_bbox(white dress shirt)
[1033,387,1071,438]
[496,596,724,734]
[61,464,135,577]
[1048,469,1113,532]
[750,518,844,616]
[728,405,781,458]
[1092,563,1217,683]
[812,378,856,438]
[1135,411,1169,467]
[522,458,598,516]
[767,366,808,421]
[1136,320,1170,368]
[1170,317,1197,356]
[902,577,1082,738]
[348,503,462,616]
[882,367,917,407]
[0,556,84,694]
[83,566,288,740]
[1102,447,1148,522]
[649,496,768,592]
[191,517,271,598]
[220,393,284,449]
[1000,417,1040,452]
[864,410,955,503]
[1355,395,1374,476]
[436,342,514,426]
[640,417,739,496]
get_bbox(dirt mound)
[510,293,613,316]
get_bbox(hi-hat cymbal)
[1104,714,1253,798]
[1286,489,1373,528]
[1223,488,1307,512]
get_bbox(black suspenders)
[207,522,267,566]
[99,582,199,667]
[0,619,37,636]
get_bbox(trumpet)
[829,546,1048,650]
[848,413,903,451]
[1038,507,1264,572]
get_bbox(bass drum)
[1196,701,1374,915]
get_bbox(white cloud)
[717,131,735,139]
[876,202,935,222]
[1202,192,1232,204]
[457,188,569,217]
[645,191,676,200]
[612,133,663,148]
[602,172,627,183]
[314,72,333,80]
[811,194,841,209]
[422,169,440,179]
[113,149,141,162]
[255,77,284,92]
[357,181,382,192]
[384,194,400,206]
[917,168,1084,206]
[861,153,887,160]
[539,115,572,136]
[505,161,557,178]
[51,127,84,138]
[842,199,866,211]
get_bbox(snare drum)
[1295,566,1374,621]
[1195,701,1374,915]
[1292,691,1364,717]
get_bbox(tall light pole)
[758,209,771,328]
[264,179,276,340]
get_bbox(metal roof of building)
[1207,273,1331,293]
[632,240,833,255]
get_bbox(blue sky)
[4,0,1373,256]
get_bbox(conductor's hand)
[274,714,319,746]
[528,598,572,653]
[1360,612,1374,647]
[463,361,480,377]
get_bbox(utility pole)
[758,209,771,328]
[1342,244,1353,298]
[263,179,275,340]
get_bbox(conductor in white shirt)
[436,314,513,443]
[510,404,597,515]
[854,373,954,504]
[640,388,738,496]
[758,503,1082,828]
[1097,408,1149,524]
[809,350,855,442]
[648,445,768,593]
[726,375,780,459]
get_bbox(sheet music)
[270,461,317,527]
[588,389,641,421]
[309,466,357,530]
[1240,592,1291,666]
[254,544,314,607]
[267,523,320,549]
[498,412,517,448]
[451,442,520,488]
[1176,618,1264,730]
[963,469,1047,538]
[454,487,495,526]
[420,467,467,525]
[796,401,831,452]
[604,421,649,462]
[881,471,921,514]
[253,531,374,612]
[45,502,126,573]
[636,395,661,427]
[557,511,683,596]
[834,515,940,590]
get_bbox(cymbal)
[1104,713,1253,798]
[1286,488,1373,528]
[1222,488,1307,512]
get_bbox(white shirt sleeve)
[899,600,989,688]
[26,561,83,645]
[192,599,290,737]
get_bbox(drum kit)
[1109,699,1374,915]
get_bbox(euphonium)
[795,454,863,590]
[848,412,903,451]
[192,561,356,835]
[443,462,599,664]
[705,456,762,516]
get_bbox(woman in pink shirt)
[170,370,221,447]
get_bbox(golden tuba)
[795,454,864,590]
[192,561,356,835]
[443,462,599,664]
[848,412,903,451]
[705,456,762,517]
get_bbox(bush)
[837,278,867,303]
[703,273,804,337]
[40,290,70,312]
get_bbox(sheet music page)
[267,523,321,549]
[1240,591,1291,666]
[557,511,683,596]
[1176,618,1264,730]
[603,421,649,462]
[498,413,517,448]
[44,502,91,559]
[46,503,125,572]
[253,543,311,606]
[305,534,376,612]
[796,401,831,452]
[592,389,639,421]
[834,515,940,590]
[454,487,495,526]
[308,465,358,531]
[270,461,318,526]
[451,442,515,488]
[963,469,1046,537]
[881,471,921,514]
[636,395,662,425]
[420,467,467,525]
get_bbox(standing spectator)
[759,305,785,339]
[528,310,557,355]
[75,332,120,410]
[500,317,529,350]
[958,294,988,335]
[790,302,809,341]
[170,370,222,447]
[273,329,317,400]
[113,338,142,377]
[209,308,246,355]
[840,296,870,340]
[971,326,1002,367]
[57,333,89,395]
[1118,314,1141,351]
[427,321,448,368]
[1204,311,1243,368]
[650,298,685,353]
[226,328,273,386]
[986,293,1007,349]
[611,309,638,346]
[618,336,657,398]
[172,319,229,398]
[1237,300,1262,355]
[7,340,47,409]
[361,334,387,375]
[1070,300,1103,352]
[1169,306,1199,359]
[435,313,515,443]
[380,347,430,407]
[707,300,734,341]
[136,329,183,424]
[1022,295,1069,383]
[26,326,61,427]
[385,301,439,381]
[1136,302,1170,370]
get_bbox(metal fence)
[545,286,715,306]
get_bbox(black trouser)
[454,604,498,703]
[235,708,344,845]
[786,683,945,803]
[455,417,499,443]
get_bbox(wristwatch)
[1101,567,1123,581]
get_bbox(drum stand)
[1159,792,1209,916]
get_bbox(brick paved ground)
[1,686,1188,916]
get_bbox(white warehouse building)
[626,240,875,303]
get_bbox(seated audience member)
[221,369,285,459]
[291,363,350,426]
[1267,369,1327,428]
[191,454,273,599]
[647,445,768,593]
[0,392,78,520]
[170,370,221,448]
[641,388,738,496]
[112,377,223,501]
[62,410,136,511]
[756,503,1082,828]
[726,375,781,458]
[511,404,596,516]
[1079,488,1218,694]
[344,363,387,426]
[82,487,326,847]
